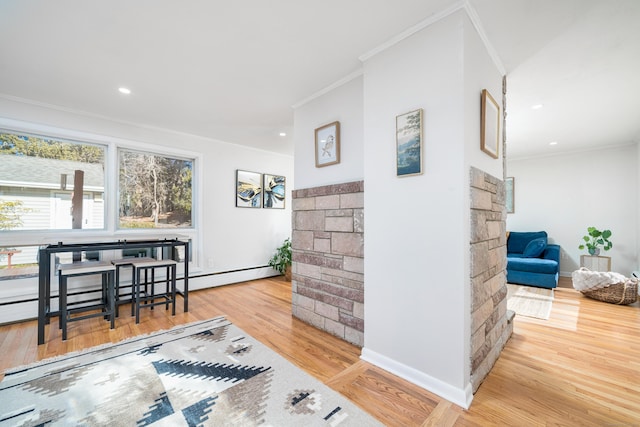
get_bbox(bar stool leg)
[102,273,108,320]
[164,265,170,311]
[108,270,115,330]
[60,274,68,341]
[150,268,155,311]
[171,264,177,315]
[135,267,141,324]
[114,265,121,317]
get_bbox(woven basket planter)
[581,280,638,305]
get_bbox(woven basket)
[581,279,638,305]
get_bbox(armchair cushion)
[523,237,547,258]
[507,231,548,254]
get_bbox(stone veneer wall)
[290,181,365,346]
[469,167,513,392]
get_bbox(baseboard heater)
[189,265,270,279]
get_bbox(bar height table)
[37,238,189,345]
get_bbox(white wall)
[359,11,502,409]
[0,97,293,323]
[293,75,364,189]
[463,16,504,180]
[507,144,638,276]
[361,11,465,402]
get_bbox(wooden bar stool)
[111,256,156,316]
[58,261,116,341]
[131,259,177,324]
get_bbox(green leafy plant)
[268,238,292,275]
[578,227,612,255]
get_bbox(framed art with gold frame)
[315,121,340,167]
[481,89,500,159]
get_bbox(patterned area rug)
[507,284,554,320]
[0,317,382,426]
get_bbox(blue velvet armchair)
[507,231,560,289]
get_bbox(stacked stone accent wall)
[469,167,513,392]
[291,181,364,346]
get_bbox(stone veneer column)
[469,167,514,392]
[291,181,364,346]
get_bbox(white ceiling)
[1,0,638,159]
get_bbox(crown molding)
[463,0,506,75]
[358,0,465,62]
[291,69,363,109]
[293,1,506,110]
[358,0,505,75]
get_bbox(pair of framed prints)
[236,170,285,209]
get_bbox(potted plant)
[578,227,612,256]
[268,238,292,280]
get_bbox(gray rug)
[0,317,381,426]
[507,284,554,320]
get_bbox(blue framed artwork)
[396,109,423,177]
[263,173,285,209]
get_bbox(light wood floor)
[1,276,639,426]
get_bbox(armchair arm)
[542,244,561,263]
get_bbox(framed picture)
[236,170,262,208]
[396,108,423,177]
[263,173,286,209]
[315,121,340,167]
[481,89,500,159]
[505,176,514,213]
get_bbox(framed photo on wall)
[481,89,500,159]
[263,173,286,209]
[315,121,340,167]
[505,176,514,213]
[236,169,262,208]
[396,108,423,177]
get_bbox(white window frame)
[0,117,202,271]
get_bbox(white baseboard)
[360,346,473,409]
[187,267,278,291]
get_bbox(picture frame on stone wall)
[236,169,262,208]
[263,173,286,209]
[505,176,514,213]
[481,89,500,159]
[315,121,340,167]
[396,108,423,177]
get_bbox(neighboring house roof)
[0,155,104,190]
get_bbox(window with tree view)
[119,149,193,229]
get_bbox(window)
[0,128,198,280]
[0,131,106,232]
[118,149,193,229]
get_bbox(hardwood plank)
[1,275,639,425]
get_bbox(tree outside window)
[119,150,193,229]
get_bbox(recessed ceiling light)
[549,141,558,146]
[531,104,543,110]
[118,87,131,95]
[279,132,286,137]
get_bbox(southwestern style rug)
[0,317,382,426]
